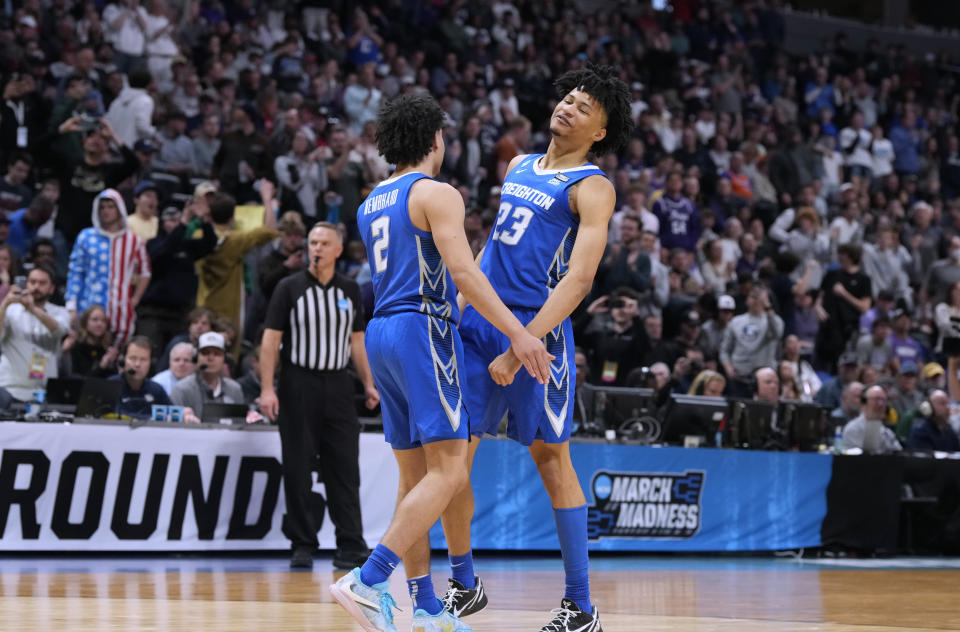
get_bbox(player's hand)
[259,389,279,420]
[489,348,523,386]
[507,330,555,385]
[364,382,379,409]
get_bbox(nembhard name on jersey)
[501,182,556,210]
[362,188,399,215]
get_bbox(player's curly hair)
[554,64,634,156]
[375,93,446,167]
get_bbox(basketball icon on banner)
[587,469,705,540]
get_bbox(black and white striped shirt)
[264,270,364,371]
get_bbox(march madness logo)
[587,469,705,540]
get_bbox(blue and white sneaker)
[329,568,399,632]
[410,608,472,632]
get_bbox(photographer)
[41,115,140,245]
[0,266,71,409]
[274,128,328,223]
[575,286,651,386]
[137,200,217,360]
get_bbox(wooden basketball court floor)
[1,554,959,631]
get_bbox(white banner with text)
[0,421,397,551]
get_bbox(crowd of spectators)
[0,0,959,452]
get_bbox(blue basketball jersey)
[358,172,459,323]
[480,154,605,308]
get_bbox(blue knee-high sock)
[360,544,400,587]
[449,552,476,589]
[554,505,592,613]
[407,574,442,615]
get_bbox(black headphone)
[118,336,152,372]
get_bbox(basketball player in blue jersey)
[329,93,554,632]
[439,65,633,632]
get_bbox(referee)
[260,221,379,569]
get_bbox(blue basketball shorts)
[366,312,470,450]
[459,305,575,446]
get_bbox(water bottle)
[833,425,844,454]
[324,191,343,224]
[25,389,45,420]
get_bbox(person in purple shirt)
[889,305,927,370]
[653,170,701,253]
[859,290,896,335]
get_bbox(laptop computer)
[76,378,123,418]
[46,378,86,408]
[201,402,249,425]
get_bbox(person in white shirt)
[870,124,895,180]
[102,0,147,73]
[342,62,381,136]
[609,185,658,245]
[768,184,817,244]
[488,78,520,128]
[839,111,873,181]
[830,199,865,248]
[0,265,71,409]
[150,341,196,396]
[143,0,179,94]
[629,82,648,121]
[274,128,328,220]
[694,108,716,145]
[104,68,157,147]
[816,135,844,196]
[709,135,731,173]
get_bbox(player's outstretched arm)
[488,174,615,385]
[418,180,554,384]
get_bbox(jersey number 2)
[371,216,390,273]
[492,202,533,245]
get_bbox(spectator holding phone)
[274,128,327,222]
[0,265,71,409]
[44,115,140,245]
[137,200,217,359]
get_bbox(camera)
[77,113,101,133]
[609,296,625,309]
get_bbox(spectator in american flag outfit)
[65,188,151,345]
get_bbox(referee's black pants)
[277,365,366,554]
